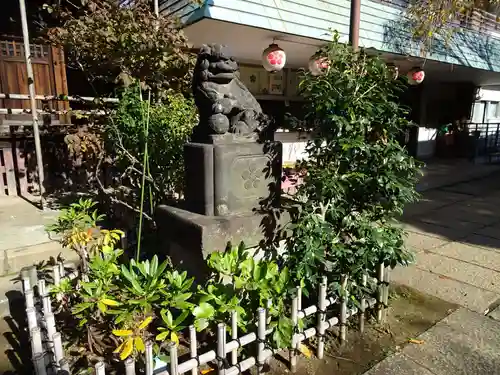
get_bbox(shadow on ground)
[401,171,500,250]
[1,289,31,374]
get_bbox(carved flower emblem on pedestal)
[241,162,261,190]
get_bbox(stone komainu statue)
[192,44,269,141]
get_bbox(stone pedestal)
[156,136,284,279]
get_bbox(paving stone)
[402,308,500,375]
[413,214,486,233]
[362,353,433,375]
[391,266,500,314]
[475,226,500,240]
[422,190,472,203]
[487,304,500,322]
[404,232,449,252]
[402,220,469,241]
[415,252,500,294]
[427,242,500,272]
[462,234,500,252]
[435,207,499,225]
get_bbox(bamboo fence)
[20,261,390,375]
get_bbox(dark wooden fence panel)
[0,39,69,125]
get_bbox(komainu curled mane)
[191,44,269,141]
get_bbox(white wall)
[274,130,310,165]
[416,128,437,159]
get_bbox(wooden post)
[18,0,46,206]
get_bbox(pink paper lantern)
[407,68,425,85]
[308,56,329,76]
[262,43,286,72]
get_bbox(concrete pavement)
[395,174,500,313]
[365,165,500,375]
[364,307,500,375]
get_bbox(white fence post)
[257,307,266,375]
[145,341,154,375]
[95,362,105,375]
[125,357,135,375]
[29,266,38,292]
[383,266,390,322]
[22,269,31,293]
[31,326,43,355]
[290,292,298,372]
[168,341,179,375]
[316,277,327,359]
[38,279,46,299]
[217,323,226,375]
[231,311,238,366]
[33,352,47,375]
[340,275,348,344]
[377,264,385,323]
[53,332,64,371]
[25,289,35,309]
[359,272,367,334]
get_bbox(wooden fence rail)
[21,262,389,375]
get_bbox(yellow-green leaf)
[102,298,120,306]
[171,331,179,346]
[156,330,170,341]
[299,343,312,358]
[138,316,153,330]
[120,338,134,360]
[97,301,107,313]
[134,336,145,353]
[112,329,133,337]
[113,341,125,354]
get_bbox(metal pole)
[18,0,46,207]
[349,0,361,50]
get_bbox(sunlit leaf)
[112,329,133,337]
[120,339,134,360]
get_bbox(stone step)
[0,241,79,317]
[391,265,500,314]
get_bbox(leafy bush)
[43,0,194,98]
[104,88,197,209]
[47,201,296,371]
[284,33,420,299]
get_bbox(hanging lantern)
[407,68,425,85]
[262,43,286,72]
[308,56,329,76]
[387,63,399,80]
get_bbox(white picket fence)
[20,262,390,375]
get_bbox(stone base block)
[155,204,291,279]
